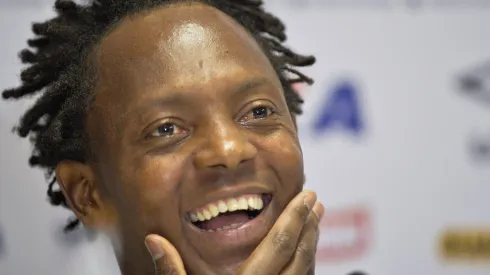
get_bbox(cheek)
[118,155,188,229]
[260,131,304,190]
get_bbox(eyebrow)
[234,77,270,94]
[140,76,272,110]
[121,77,274,128]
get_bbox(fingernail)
[303,191,316,211]
[312,203,324,221]
[145,235,164,260]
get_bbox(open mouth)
[188,194,272,232]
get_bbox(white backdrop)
[1,1,489,275]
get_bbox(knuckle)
[271,231,297,256]
[294,203,310,222]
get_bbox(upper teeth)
[189,194,264,222]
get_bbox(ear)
[56,161,115,229]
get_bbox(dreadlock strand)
[19,65,55,84]
[283,55,316,67]
[64,218,80,232]
[27,37,51,48]
[2,77,54,100]
[223,1,287,42]
[288,78,305,84]
[32,20,62,37]
[235,0,262,7]
[47,177,67,206]
[284,67,314,85]
[30,124,45,132]
[29,155,41,166]
[17,89,68,137]
[54,0,80,14]
[33,19,84,44]
[266,38,316,67]
[19,49,38,64]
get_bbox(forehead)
[94,2,277,93]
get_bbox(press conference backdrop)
[1,1,489,275]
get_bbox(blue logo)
[313,80,364,136]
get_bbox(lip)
[183,194,275,254]
[184,185,272,216]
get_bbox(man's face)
[74,3,303,274]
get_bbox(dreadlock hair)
[2,0,315,232]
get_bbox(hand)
[144,190,324,275]
[145,234,186,275]
[236,190,323,275]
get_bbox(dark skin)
[55,2,324,275]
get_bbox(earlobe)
[55,161,105,228]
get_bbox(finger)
[281,202,324,275]
[145,234,186,275]
[238,190,317,275]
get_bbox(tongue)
[201,211,250,230]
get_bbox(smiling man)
[2,1,324,274]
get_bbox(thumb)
[145,234,186,275]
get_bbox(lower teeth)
[206,222,244,232]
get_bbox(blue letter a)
[313,81,363,135]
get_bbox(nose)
[193,121,257,170]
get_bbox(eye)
[148,123,187,138]
[240,105,276,122]
[252,106,270,119]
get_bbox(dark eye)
[252,106,270,119]
[148,123,185,138]
[240,105,276,122]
